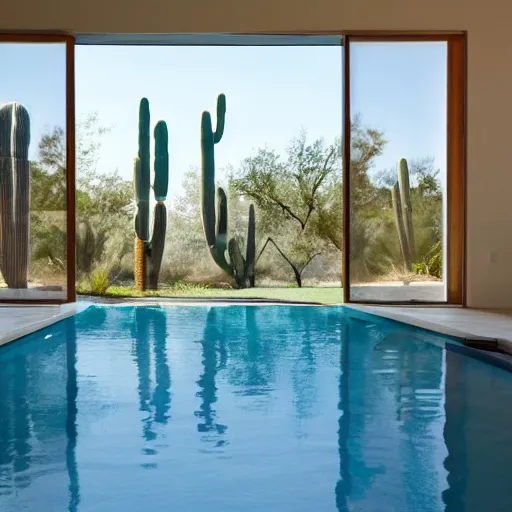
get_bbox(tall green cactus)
[201,94,256,288]
[134,98,169,291]
[0,102,30,289]
[391,158,415,271]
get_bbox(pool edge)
[0,302,84,348]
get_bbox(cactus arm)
[148,203,167,289]
[154,121,169,200]
[245,204,256,286]
[201,111,217,248]
[214,94,226,144]
[134,157,150,242]
[213,187,231,274]
[391,183,411,271]
[135,98,151,242]
[138,98,151,191]
[397,158,415,264]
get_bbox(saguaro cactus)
[0,102,31,289]
[391,158,415,271]
[134,98,169,291]
[201,94,256,288]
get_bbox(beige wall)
[2,0,511,308]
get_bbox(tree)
[30,114,133,278]
[230,131,341,287]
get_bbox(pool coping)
[344,304,512,372]
[3,301,512,374]
[0,300,334,349]
[0,303,81,348]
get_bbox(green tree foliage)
[229,117,442,286]
[30,114,133,280]
[230,131,342,286]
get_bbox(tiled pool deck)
[1,301,512,358]
[0,303,78,347]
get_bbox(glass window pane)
[75,42,343,304]
[0,42,67,301]
[348,42,447,303]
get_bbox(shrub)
[89,266,110,295]
[413,241,443,279]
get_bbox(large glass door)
[0,35,75,303]
[343,35,465,304]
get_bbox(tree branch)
[256,237,302,287]
[301,147,337,230]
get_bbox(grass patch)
[79,284,343,304]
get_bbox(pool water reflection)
[0,305,511,511]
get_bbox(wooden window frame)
[0,32,75,304]
[0,31,465,306]
[342,32,466,306]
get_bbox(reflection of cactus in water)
[335,319,350,512]
[195,308,227,443]
[133,308,152,440]
[201,94,256,288]
[151,309,171,425]
[245,306,266,389]
[132,307,171,451]
[133,98,169,291]
[12,356,31,486]
[0,102,31,288]
[391,158,415,271]
[65,318,80,512]
[291,308,317,423]
[0,355,33,494]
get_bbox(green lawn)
[81,286,344,305]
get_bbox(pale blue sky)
[0,41,447,198]
[75,44,343,196]
[0,43,67,158]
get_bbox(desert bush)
[30,214,67,269]
[89,266,110,295]
[413,241,442,279]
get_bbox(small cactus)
[0,102,31,289]
[134,98,169,291]
[391,158,415,271]
[200,94,256,288]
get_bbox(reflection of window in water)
[336,317,444,511]
[0,319,78,510]
[443,347,512,512]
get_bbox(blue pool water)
[1,305,512,511]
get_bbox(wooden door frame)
[0,31,465,306]
[342,32,467,305]
[0,32,75,304]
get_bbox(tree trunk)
[392,184,412,271]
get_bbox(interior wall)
[2,0,511,308]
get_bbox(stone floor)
[350,282,444,302]
[0,303,78,347]
[0,287,67,300]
